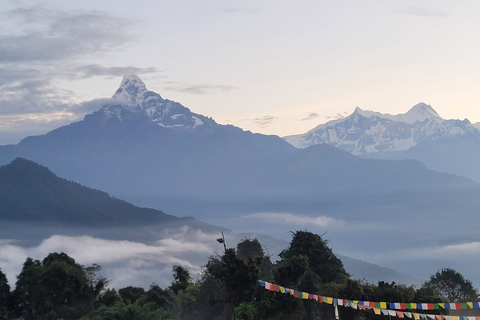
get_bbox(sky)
[1,0,480,145]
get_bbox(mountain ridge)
[284,103,479,154]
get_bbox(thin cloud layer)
[300,112,319,121]
[0,6,133,63]
[252,115,278,128]
[242,212,345,229]
[167,84,237,95]
[0,227,224,289]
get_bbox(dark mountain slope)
[0,158,178,227]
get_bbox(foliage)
[170,265,192,295]
[96,289,122,308]
[423,268,478,301]
[88,301,173,320]
[279,230,349,284]
[12,252,106,320]
[3,233,466,320]
[118,286,146,304]
[0,268,11,318]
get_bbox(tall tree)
[0,268,11,318]
[170,265,192,295]
[423,268,478,302]
[279,230,349,284]
[13,252,106,320]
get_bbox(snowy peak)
[284,103,479,154]
[89,75,218,131]
[112,75,152,107]
[401,103,442,124]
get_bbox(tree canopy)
[423,268,478,302]
[0,232,466,320]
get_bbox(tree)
[0,268,11,317]
[118,286,145,304]
[97,289,122,308]
[170,265,192,295]
[12,252,106,320]
[88,301,173,320]
[279,230,349,284]
[423,268,478,302]
[237,238,273,280]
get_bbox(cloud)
[73,65,159,79]
[241,212,345,229]
[243,115,278,128]
[168,84,237,95]
[399,6,449,18]
[0,227,224,289]
[325,111,349,120]
[0,6,135,63]
[300,112,319,121]
[0,5,159,143]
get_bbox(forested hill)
[0,158,178,227]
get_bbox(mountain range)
[0,157,420,287]
[1,75,480,285]
[284,103,480,181]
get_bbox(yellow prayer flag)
[380,302,387,309]
[279,286,285,293]
[326,297,333,304]
[438,303,445,309]
[467,302,473,309]
[413,313,420,320]
[451,316,460,320]
[302,292,308,299]
[374,308,381,315]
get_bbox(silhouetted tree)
[423,268,478,301]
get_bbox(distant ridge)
[0,158,177,227]
[284,103,480,181]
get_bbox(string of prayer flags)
[259,280,480,319]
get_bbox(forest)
[0,231,477,320]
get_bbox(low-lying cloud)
[0,227,225,289]
[241,212,345,228]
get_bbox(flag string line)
[259,280,480,320]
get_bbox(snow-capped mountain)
[284,103,480,155]
[2,76,480,286]
[88,75,218,131]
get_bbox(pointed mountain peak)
[350,106,377,119]
[402,102,442,123]
[119,75,147,92]
[111,75,157,106]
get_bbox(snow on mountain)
[284,103,480,155]
[88,75,218,130]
